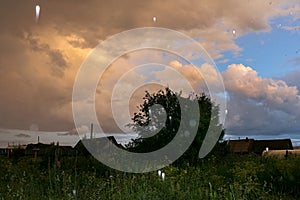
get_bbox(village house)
[228,138,293,154]
[74,136,125,156]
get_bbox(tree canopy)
[126,87,225,163]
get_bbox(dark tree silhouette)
[126,87,225,164]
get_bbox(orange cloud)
[0,0,298,132]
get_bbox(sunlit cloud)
[223,64,300,136]
[0,0,299,142]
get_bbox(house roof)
[26,143,53,150]
[74,136,125,151]
[228,138,293,154]
[252,139,293,153]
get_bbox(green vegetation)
[0,154,300,199]
[1,88,298,199]
[127,88,224,163]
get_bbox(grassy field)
[0,153,299,200]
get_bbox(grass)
[0,154,299,199]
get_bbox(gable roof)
[74,136,125,155]
[252,139,293,153]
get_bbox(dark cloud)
[0,33,73,131]
[0,0,297,133]
[25,32,67,77]
[15,133,31,138]
[0,0,279,49]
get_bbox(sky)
[0,0,300,146]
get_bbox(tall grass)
[0,154,299,199]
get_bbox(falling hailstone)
[152,16,157,22]
[36,4,41,22]
[232,29,237,37]
[158,170,162,177]
[161,172,165,181]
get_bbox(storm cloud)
[0,0,299,136]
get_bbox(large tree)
[126,87,224,163]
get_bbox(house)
[25,142,76,158]
[227,138,255,154]
[0,148,6,156]
[228,138,293,154]
[57,145,76,156]
[5,144,27,158]
[74,136,125,156]
[252,139,293,154]
[25,142,54,157]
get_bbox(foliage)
[126,87,224,163]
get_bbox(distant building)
[2,144,27,158]
[57,145,76,156]
[252,139,293,154]
[0,148,6,156]
[227,138,255,154]
[228,138,293,154]
[25,142,53,157]
[1,137,124,158]
[74,136,125,156]
[25,142,76,158]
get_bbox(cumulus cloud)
[0,0,299,134]
[116,59,300,137]
[223,64,300,136]
[223,64,299,107]
[0,0,296,56]
[155,61,300,137]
